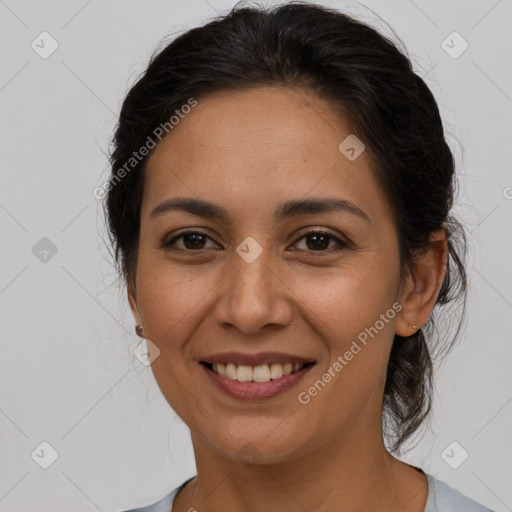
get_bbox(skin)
[127,86,447,512]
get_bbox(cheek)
[293,258,400,405]
[294,259,399,338]
[134,266,220,416]
[294,276,398,434]
[136,263,220,350]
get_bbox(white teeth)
[226,363,237,380]
[236,365,253,382]
[269,363,283,380]
[283,363,293,375]
[253,364,270,382]
[209,361,308,381]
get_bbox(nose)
[212,246,293,335]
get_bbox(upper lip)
[200,351,316,366]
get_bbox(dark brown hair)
[103,0,467,453]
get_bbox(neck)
[177,418,427,512]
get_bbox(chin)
[207,428,308,466]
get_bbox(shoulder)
[120,490,175,512]
[120,473,497,512]
[425,473,496,512]
[121,477,194,512]
[120,488,176,512]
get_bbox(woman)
[104,2,495,511]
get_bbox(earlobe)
[395,229,447,337]
[128,281,146,338]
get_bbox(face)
[128,86,414,464]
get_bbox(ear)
[395,229,447,337]
[127,278,141,324]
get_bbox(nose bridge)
[231,240,274,304]
[214,236,290,332]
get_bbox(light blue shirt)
[123,471,495,512]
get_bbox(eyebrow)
[149,196,371,224]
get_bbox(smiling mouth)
[200,361,316,383]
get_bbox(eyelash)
[160,228,349,255]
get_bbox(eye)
[160,228,349,254]
[290,228,349,253]
[161,230,219,251]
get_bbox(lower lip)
[200,363,315,400]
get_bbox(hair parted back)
[104,0,467,454]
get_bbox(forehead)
[141,86,385,222]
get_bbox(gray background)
[1,0,511,510]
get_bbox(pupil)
[307,234,328,250]
[184,233,205,249]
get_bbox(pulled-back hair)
[104,0,467,453]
